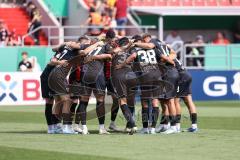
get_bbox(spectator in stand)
[0,20,8,47]
[165,30,183,57]
[84,7,102,36]
[7,29,21,46]
[187,35,205,67]
[91,0,105,13]
[18,52,33,72]
[113,0,128,36]
[28,8,42,45]
[104,0,116,18]
[165,30,183,45]
[233,21,240,43]
[213,32,230,45]
[26,1,36,18]
[101,11,112,33]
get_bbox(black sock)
[142,108,149,128]
[151,107,159,128]
[62,113,72,125]
[69,103,78,125]
[45,103,53,125]
[169,115,176,126]
[129,107,135,117]
[176,114,182,124]
[75,101,88,125]
[160,115,169,125]
[126,107,135,128]
[191,113,197,124]
[96,101,105,125]
[110,98,119,121]
[120,104,135,128]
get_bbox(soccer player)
[118,37,170,134]
[169,51,198,132]
[77,40,113,135]
[48,40,102,134]
[135,34,179,134]
[68,36,92,133]
[40,50,65,134]
[101,29,121,132]
[111,37,137,134]
[48,42,81,134]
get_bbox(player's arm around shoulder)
[115,52,137,70]
[84,54,112,64]
[134,42,155,49]
[79,41,104,56]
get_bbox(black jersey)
[58,45,78,61]
[81,45,108,83]
[157,44,185,71]
[112,50,132,70]
[18,60,32,71]
[132,47,160,73]
[111,49,137,98]
[0,28,8,41]
[41,52,62,77]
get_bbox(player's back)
[132,47,160,74]
[81,45,107,83]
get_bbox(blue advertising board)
[189,70,240,101]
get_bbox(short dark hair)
[106,29,116,40]
[89,7,95,13]
[132,35,142,42]
[78,36,89,43]
[21,52,28,56]
[142,33,152,39]
[118,37,129,47]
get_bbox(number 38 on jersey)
[137,49,157,65]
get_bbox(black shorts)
[40,75,54,99]
[112,68,137,98]
[176,70,192,97]
[137,69,168,100]
[79,74,106,96]
[48,66,70,96]
[69,81,81,98]
[106,78,116,96]
[161,66,179,99]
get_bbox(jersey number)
[88,46,102,56]
[138,50,157,64]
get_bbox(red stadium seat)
[206,0,217,6]
[232,0,240,6]
[156,0,167,6]
[218,0,230,6]
[144,0,155,6]
[168,0,180,6]
[130,0,142,6]
[194,0,206,6]
[182,0,193,6]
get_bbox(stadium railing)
[21,25,156,46]
[183,44,240,70]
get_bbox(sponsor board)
[0,72,44,105]
[1,71,240,105]
[190,70,240,100]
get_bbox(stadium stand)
[83,0,240,6]
[0,8,48,45]
[0,8,47,45]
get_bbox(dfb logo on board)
[0,72,44,105]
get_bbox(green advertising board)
[0,47,55,72]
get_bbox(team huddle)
[40,29,198,135]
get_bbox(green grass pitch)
[0,101,240,160]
